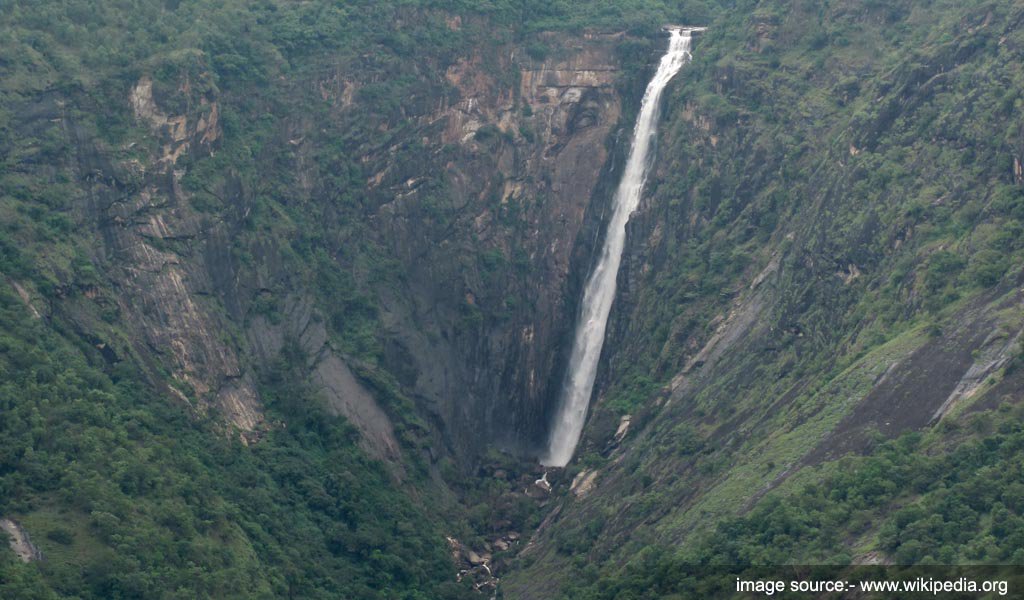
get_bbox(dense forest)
[2,0,1024,599]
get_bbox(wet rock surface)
[363,31,638,459]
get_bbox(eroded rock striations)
[357,31,641,458]
[112,75,264,437]
[30,28,647,464]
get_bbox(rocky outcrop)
[105,75,264,436]
[931,322,1023,422]
[13,72,265,439]
[1,518,42,563]
[447,527,525,594]
[8,280,43,319]
[570,468,598,498]
[248,295,401,463]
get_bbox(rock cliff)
[19,27,652,466]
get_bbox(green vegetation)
[0,283,469,599]
[559,413,1024,598]
[4,0,1024,597]
[503,0,1024,596]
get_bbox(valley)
[2,1,1024,598]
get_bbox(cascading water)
[541,27,703,468]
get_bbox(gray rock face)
[49,74,268,438]
[112,78,262,435]
[17,28,644,467]
[365,32,636,459]
[247,295,401,464]
[100,31,639,462]
[1,518,43,563]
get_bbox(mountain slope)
[3,1,1024,599]
[503,1,1024,596]
[0,1,694,597]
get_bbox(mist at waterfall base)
[541,28,701,468]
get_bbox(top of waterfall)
[662,25,708,34]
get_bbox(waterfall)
[541,27,702,468]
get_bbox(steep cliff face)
[256,29,650,462]
[8,70,265,437]
[34,27,647,464]
[118,75,264,436]
[363,30,637,457]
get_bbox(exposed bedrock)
[20,28,657,465]
[362,31,650,459]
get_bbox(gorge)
[3,2,1024,598]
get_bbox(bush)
[924,250,965,293]
[967,249,1007,287]
[46,528,74,545]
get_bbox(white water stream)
[542,27,703,467]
